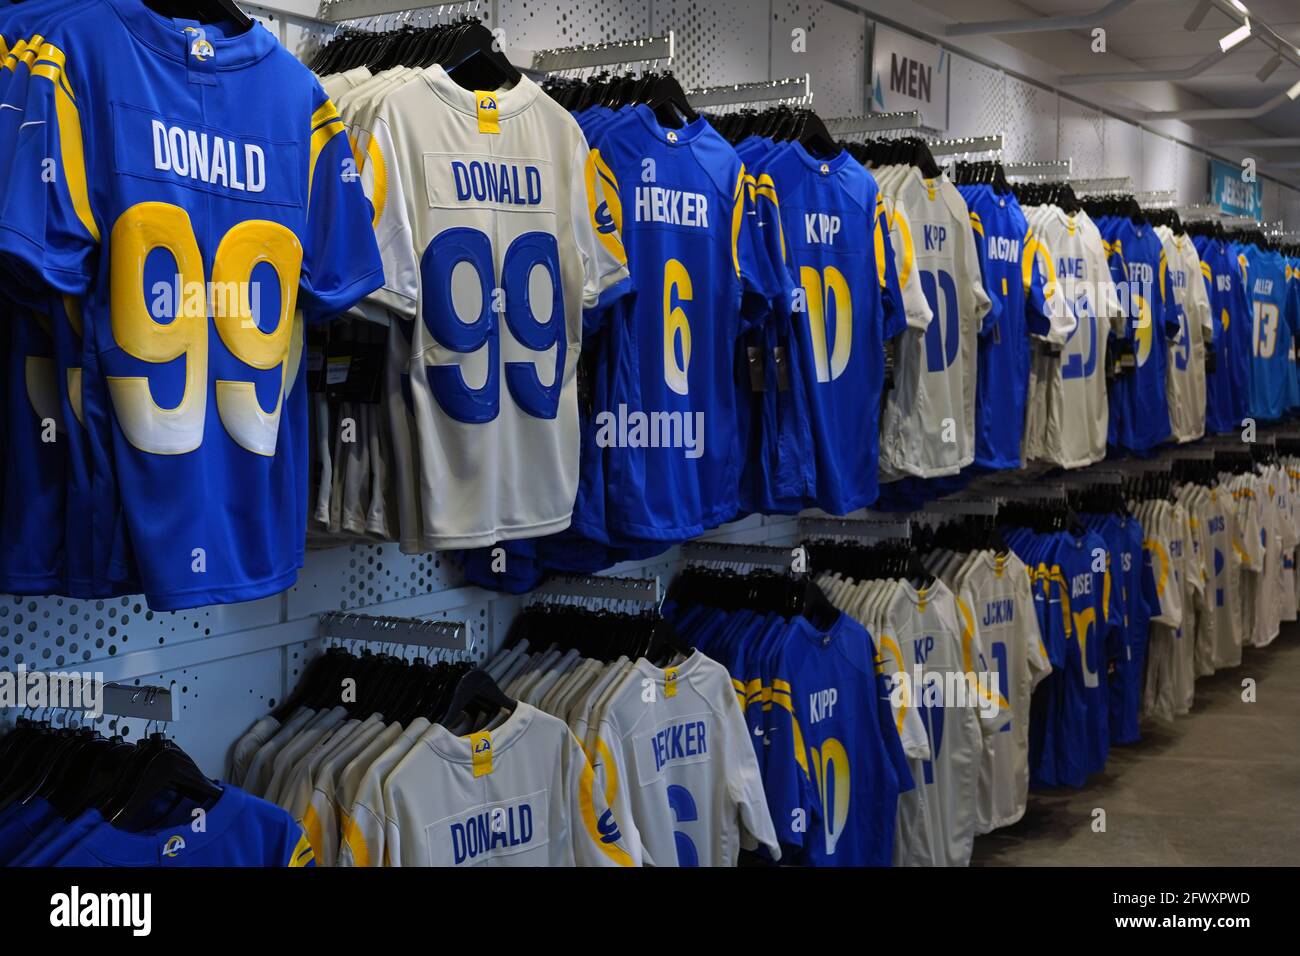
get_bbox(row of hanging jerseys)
[215,443,1297,868]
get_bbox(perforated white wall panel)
[947,53,1005,139]
[1101,116,1142,186]
[652,0,770,88]
[497,0,648,52]
[1057,98,1106,179]
[1140,130,1176,194]
[1175,143,1209,205]
[1002,75,1057,165]
[769,1,867,119]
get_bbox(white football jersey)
[591,652,779,867]
[1027,206,1122,468]
[338,716,431,868]
[1158,228,1212,443]
[1204,485,1244,669]
[369,67,630,549]
[878,169,992,479]
[958,551,1052,833]
[881,579,989,866]
[381,703,638,867]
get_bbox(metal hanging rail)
[1004,159,1073,179]
[679,541,800,568]
[825,111,923,136]
[1072,176,1135,194]
[1178,203,1225,220]
[318,609,468,651]
[1134,189,1178,206]
[529,33,674,74]
[923,498,1002,516]
[98,683,179,722]
[928,134,1004,157]
[686,75,810,109]
[318,0,475,22]
[534,573,662,605]
[800,516,912,540]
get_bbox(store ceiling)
[878,0,1300,186]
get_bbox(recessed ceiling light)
[1287,78,1300,99]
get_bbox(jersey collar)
[108,0,278,70]
[421,65,539,119]
[789,139,850,176]
[66,786,249,865]
[632,104,710,146]
[421,700,534,763]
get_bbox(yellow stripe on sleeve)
[31,45,97,243]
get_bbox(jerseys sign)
[870,23,948,131]
[1210,158,1263,219]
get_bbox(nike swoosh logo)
[18,120,44,130]
[0,104,24,112]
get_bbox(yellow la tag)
[664,667,678,699]
[917,587,928,614]
[475,90,500,134]
[469,730,493,777]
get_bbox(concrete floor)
[972,630,1300,866]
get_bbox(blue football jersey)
[958,185,1059,470]
[0,0,383,609]
[0,4,102,595]
[1241,246,1296,422]
[578,106,778,543]
[765,613,903,866]
[1196,235,1253,433]
[750,143,906,514]
[1103,219,1180,451]
[50,786,315,866]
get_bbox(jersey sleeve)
[966,207,1001,337]
[718,685,781,859]
[872,623,931,759]
[574,139,632,323]
[1157,247,1184,340]
[875,196,908,340]
[0,40,101,296]
[283,822,317,868]
[568,727,640,867]
[300,90,384,321]
[365,103,421,319]
[881,196,933,330]
[764,642,817,854]
[750,170,795,305]
[954,590,1006,736]
[1025,228,1077,345]
[733,164,783,329]
[958,206,994,330]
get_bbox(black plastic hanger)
[142,0,253,30]
[438,669,515,728]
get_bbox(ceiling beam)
[1058,46,1246,86]
[945,0,1137,38]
